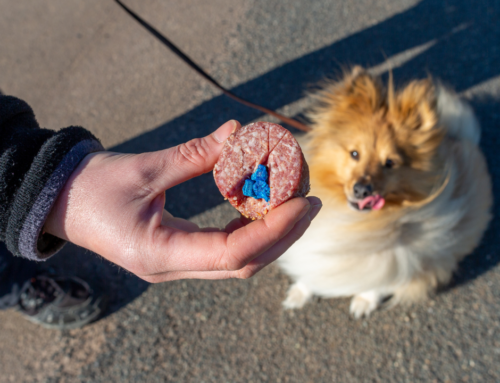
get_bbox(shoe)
[0,243,38,310]
[18,275,107,330]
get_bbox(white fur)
[278,88,492,317]
[282,282,312,309]
[350,291,383,319]
[437,86,480,144]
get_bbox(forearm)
[0,95,103,260]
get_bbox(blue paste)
[242,164,270,202]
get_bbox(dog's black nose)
[353,182,373,199]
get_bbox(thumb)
[153,120,239,190]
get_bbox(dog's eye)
[350,151,359,160]
[385,159,394,168]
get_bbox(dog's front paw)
[349,291,381,319]
[282,282,312,309]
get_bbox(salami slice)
[214,122,310,219]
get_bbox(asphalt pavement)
[0,0,499,382]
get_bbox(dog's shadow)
[17,0,499,317]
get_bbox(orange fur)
[308,67,444,209]
[278,67,492,317]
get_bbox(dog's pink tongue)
[372,195,385,210]
[358,195,385,210]
[358,196,373,210]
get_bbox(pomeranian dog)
[278,66,492,318]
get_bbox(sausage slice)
[214,122,310,219]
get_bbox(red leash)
[114,0,311,133]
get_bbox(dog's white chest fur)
[277,85,492,318]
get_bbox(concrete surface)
[0,0,499,382]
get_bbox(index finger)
[223,197,312,270]
[144,197,311,275]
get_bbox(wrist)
[43,151,106,241]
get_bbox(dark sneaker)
[0,243,38,311]
[18,275,107,330]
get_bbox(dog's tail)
[437,86,480,145]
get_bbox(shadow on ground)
[7,0,497,318]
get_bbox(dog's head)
[308,67,445,211]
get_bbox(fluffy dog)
[277,67,492,318]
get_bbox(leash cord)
[114,0,311,132]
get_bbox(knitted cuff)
[6,129,104,260]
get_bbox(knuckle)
[127,154,163,196]
[177,138,211,171]
[206,250,223,271]
[228,259,247,271]
[211,249,246,272]
[225,251,247,271]
[237,267,256,279]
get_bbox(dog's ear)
[390,79,438,132]
[336,66,384,113]
[349,65,366,79]
[390,79,444,170]
[307,66,383,134]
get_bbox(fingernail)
[213,120,238,143]
[297,203,311,221]
[308,204,322,221]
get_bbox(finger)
[150,120,240,191]
[140,270,235,283]
[142,217,312,282]
[162,210,174,220]
[223,216,249,234]
[235,198,322,278]
[200,227,221,233]
[145,197,311,275]
[221,197,312,270]
[162,210,200,232]
[138,199,322,283]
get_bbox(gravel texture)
[0,0,499,382]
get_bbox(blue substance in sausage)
[252,180,270,202]
[242,179,256,198]
[251,165,268,182]
[242,165,270,202]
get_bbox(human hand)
[44,120,322,282]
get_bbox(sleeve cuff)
[16,139,104,260]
